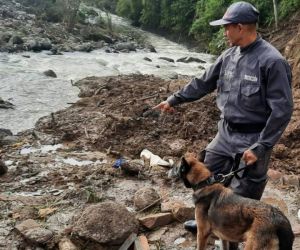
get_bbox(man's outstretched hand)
[153,101,175,113]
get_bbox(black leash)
[191,153,248,190]
[191,165,248,191]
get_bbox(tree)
[59,0,82,31]
[140,0,161,29]
[116,0,143,26]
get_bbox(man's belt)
[226,120,265,133]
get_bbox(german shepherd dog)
[179,152,294,250]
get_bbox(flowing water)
[0,11,214,134]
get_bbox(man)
[154,0,293,243]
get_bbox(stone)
[161,201,185,213]
[147,45,156,53]
[0,160,8,175]
[0,135,19,145]
[115,42,136,51]
[267,169,283,182]
[176,56,206,63]
[134,187,160,210]
[172,206,195,222]
[293,224,300,236]
[282,175,300,186]
[23,227,53,244]
[158,57,174,63]
[134,235,150,250]
[167,139,187,155]
[72,202,139,245]
[58,237,79,250]
[122,160,144,176]
[9,35,23,45]
[15,219,39,233]
[147,227,168,242]
[43,69,57,78]
[143,57,152,62]
[12,206,38,220]
[273,144,290,159]
[138,213,174,230]
[0,128,13,139]
[47,211,75,233]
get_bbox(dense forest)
[18,0,300,53]
[116,0,300,52]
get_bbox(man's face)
[223,23,243,47]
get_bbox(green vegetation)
[18,0,300,53]
[115,0,300,53]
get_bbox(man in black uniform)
[154,1,293,247]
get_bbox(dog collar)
[191,174,225,191]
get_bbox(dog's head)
[179,152,211,189]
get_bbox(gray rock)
[32,130,57,145]
[134,187,160,210]
[115,42,137,51]
[9,35,23,45]
[0,160,8,176]
[43,69,57,78]
[0,128,13,139]
[0,135,19,146]
[158,57,174,63]
[0,97,15,109]
[143,57,152,62]
[39,38,52,50]
[26,39,40,51]
[0,32,12,43]
[47,211,75,233]
[72,42,93,52]
[147,44,156,53]
[23,227,53,244]
[58,237,78,250]
[177,56,206,63]
[72,202,139,245]
[121,159,144,176]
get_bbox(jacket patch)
[244,74,258,82]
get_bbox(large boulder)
[72,202,139,245]
[9,35,24,45]
[115,42,137,52]
[0,128,13,139]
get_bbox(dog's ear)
[180,157,191,177]
[180,157,192,188]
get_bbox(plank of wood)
[118,233,137,250]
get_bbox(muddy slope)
[35,75,219,159]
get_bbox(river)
[0,11,214,134]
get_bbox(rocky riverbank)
[0,0,152,54]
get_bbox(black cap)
[209,1,259,26]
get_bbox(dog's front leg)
[197,230,209,250]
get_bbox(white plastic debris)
[140,149,171,167]
[298,209,300,221]
[174,237,186,245]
